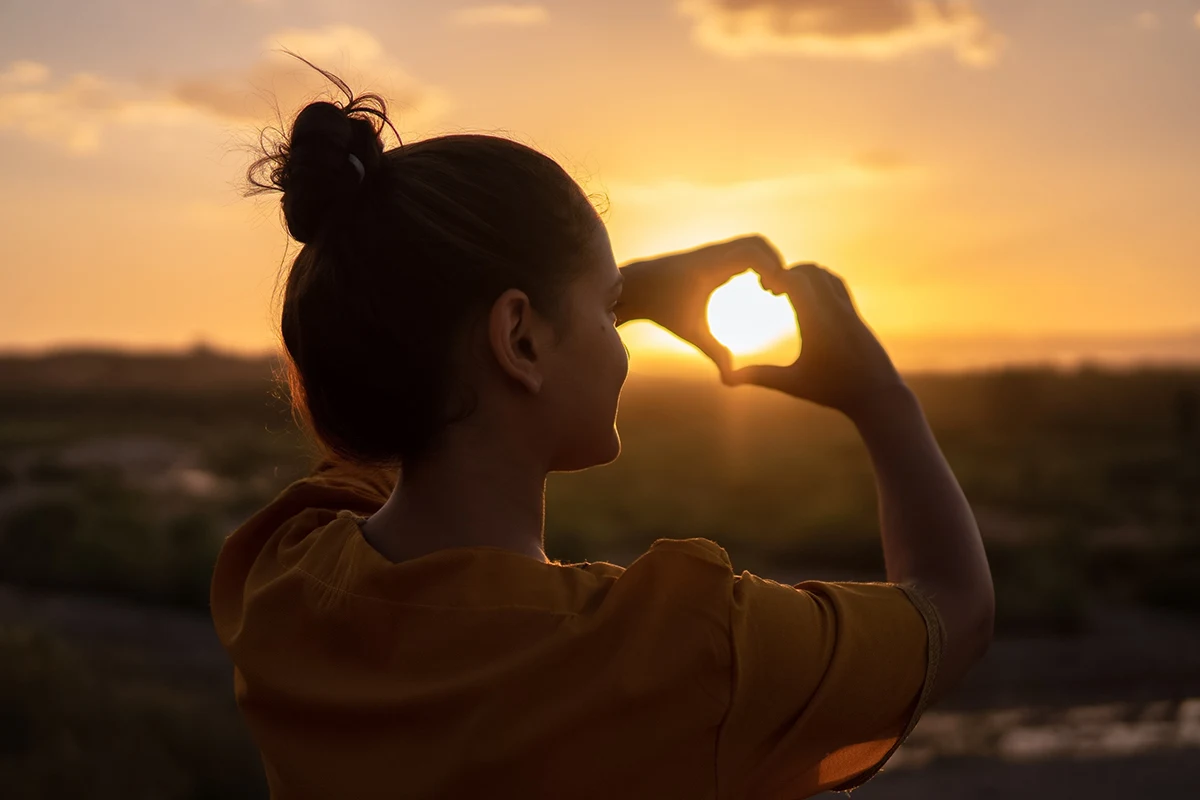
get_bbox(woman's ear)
[488,288,545,393]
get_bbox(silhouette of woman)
[210,64,994,800]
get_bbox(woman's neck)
[361,439,550,564]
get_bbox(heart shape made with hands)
[705,271,801,370]
[623,235,801,380]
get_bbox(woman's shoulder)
[640,537,734,569]
[607,537,737,605]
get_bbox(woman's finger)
[759,258,815,296]
[708,235,785,282]
[737,235,785,275]
[815,266,857,314]
[727,363,794,394]
[764,263,822,336]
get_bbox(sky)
[1,0,1199,373]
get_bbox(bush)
[0,485,220,611]
[0,498,84,586]
[26,456,82,484]
[163,511,222,607]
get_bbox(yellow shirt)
[210,457,943,799]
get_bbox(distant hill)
[881,328,1200,372]
[0,345,280,393]
[3,333,1200,395]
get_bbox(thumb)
[727,364,794,393]
[692,333,734,380]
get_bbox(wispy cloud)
[448,4,549,26]
[852,149,912,173]
[600,161,929,284]
[0,61,49,86]
[0,27,449,154]
[677,0,1005,67]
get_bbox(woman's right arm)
[730,261,994,706]
[848,381,994,704]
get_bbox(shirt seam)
[712,572,738,800]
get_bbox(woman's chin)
[553,429,621,472]
[596,428,622,465]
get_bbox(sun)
[705,271,798,358]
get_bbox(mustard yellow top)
[210,457,943,799]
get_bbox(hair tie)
[347,153,365,183]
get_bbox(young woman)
[210,72,994,800]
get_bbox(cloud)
[0,61,202,153]
[448,4,549,26]
[677,0,1005,66]
[0,27,448,154]
[171,25,450,129]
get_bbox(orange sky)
[2,1,1199,373]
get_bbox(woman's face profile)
[540,220,630,473]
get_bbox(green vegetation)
[0,351,1197,631]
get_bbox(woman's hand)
[729,262,909,420]
[617,235,786,380]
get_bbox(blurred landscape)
[1,346,1199,798]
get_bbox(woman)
[210,71,994,800]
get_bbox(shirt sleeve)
[715,574,944,799]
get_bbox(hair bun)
[279,101,383,243]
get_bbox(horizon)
[5,325,1200,378]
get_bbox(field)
[1,348,1198,797]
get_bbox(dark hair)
[248,62,602,468]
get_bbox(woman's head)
[251,69,628,474]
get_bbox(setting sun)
[706,271,798,360]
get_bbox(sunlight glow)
[706,271,797,356]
